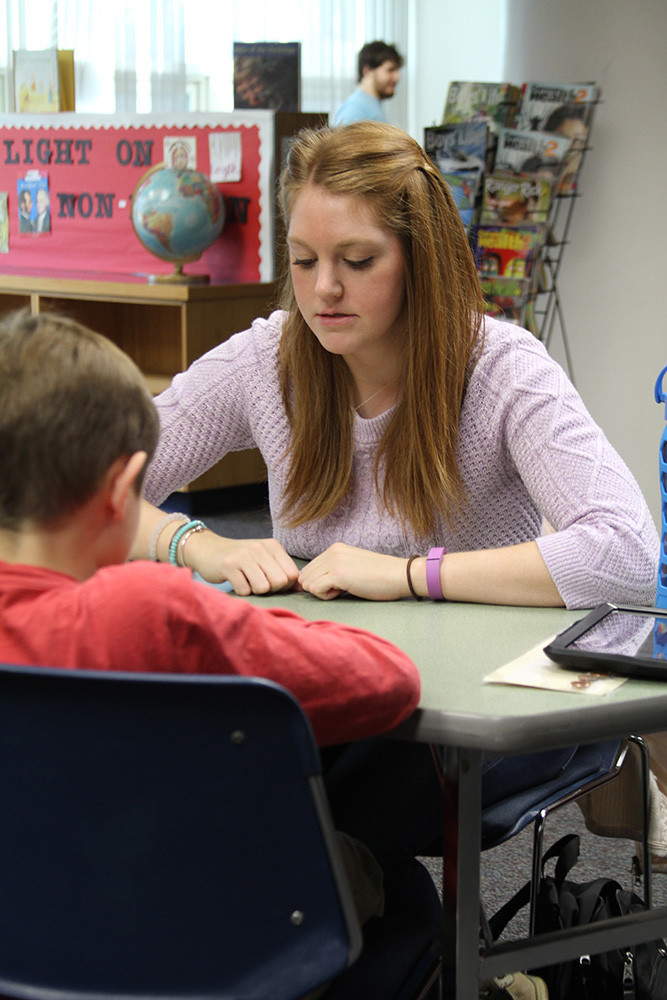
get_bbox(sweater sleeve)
[492,327,659,608]
[162,575,421,747]
[143,312,285,506]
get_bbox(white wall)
[500,0,667,529]
[414,0,666,528]
[410,0,505,137]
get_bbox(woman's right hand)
[134,501,299,595]
[187,531,300,595]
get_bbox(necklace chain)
[354,376,399,413]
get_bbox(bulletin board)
[0,111,275,283]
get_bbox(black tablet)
[544,603,667,681]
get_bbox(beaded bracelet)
[176,521,208,568]
[168,519,207,566]
[149,512,188,562]
[426,546,447,601]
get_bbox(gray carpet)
[184,484,667,939]
[425,801,667,941]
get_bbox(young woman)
[136,121,658,611]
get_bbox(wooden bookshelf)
[0,272,278,491]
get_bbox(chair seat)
[481,739,622,850]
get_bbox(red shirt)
[0,560,420,747]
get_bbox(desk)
[232,591,667,999]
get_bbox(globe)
[130,164,225,283]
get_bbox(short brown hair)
[357,41,404,81]
[0,310,159,529]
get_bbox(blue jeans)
[323,737,578,866]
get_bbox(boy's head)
[0,310,159,530]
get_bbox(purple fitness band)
[426,546,446,601]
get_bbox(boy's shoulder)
[91,558,202,598]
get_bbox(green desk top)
[231,589,667,754]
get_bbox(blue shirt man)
[333,41,404,127]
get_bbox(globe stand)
[147,260,210,285]
[131,164,225,288]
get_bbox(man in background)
[333,40,404,126]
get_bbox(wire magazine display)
[425,79,600,381]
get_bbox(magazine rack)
[525,96,601,384]
[430,83,601,386]
[529,190,580,379]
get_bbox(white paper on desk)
[484,636,627,695]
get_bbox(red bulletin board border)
[0,111,275,284]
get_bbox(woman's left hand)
[298,542,409,601]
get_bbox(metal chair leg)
[626,734,652,908]
[527,737,652,933]
[529,807,548,937]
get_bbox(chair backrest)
[0,664,361,1000]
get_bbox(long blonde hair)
[278,121,484,537]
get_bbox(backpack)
[488,833,667,999]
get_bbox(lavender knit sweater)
[145,311,658,609]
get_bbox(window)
[1,0,411,125]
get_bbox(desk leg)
[441,747,483,1000]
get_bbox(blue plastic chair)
[481,736,651,937]
[0,664,362,1000]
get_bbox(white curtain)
[1,0,412,125]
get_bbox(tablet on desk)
[544,603,667,681]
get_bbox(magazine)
[439,172,477,232]
[233,41,301,111]
[423,121,489,175]
[442,81,520,132]
[473,223,547,280]
[424,121,489,217]
[480,275,531,326]
[516,81,598,194]
[494,127,573,186]
[480,172,553,225]
[516,81,599,132]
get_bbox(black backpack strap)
[543,833,580,886]
[487,879,532,941]
[487,834,581,942]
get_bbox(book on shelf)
[480,172,553,225]
[233,41,301,111]
[13,48,75,112]
[473,223,547,280]
[57,50,75,111]
[442,80,520,132]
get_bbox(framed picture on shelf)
[233,42,301,112]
